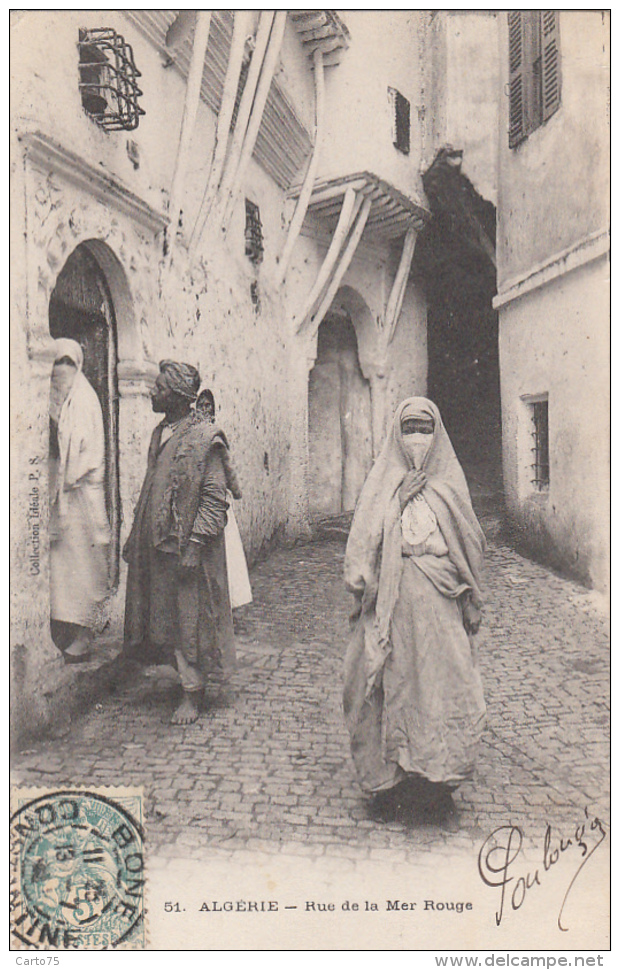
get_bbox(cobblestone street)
[12,526,610,870]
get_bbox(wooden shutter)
[508,11,526,147]
[394,90,410,155]
[541,10,561,122]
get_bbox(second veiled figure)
[343,397,487,824]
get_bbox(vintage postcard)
[10,8,610,954]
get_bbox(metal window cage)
[530,399,550,489]
[389,87,410,155]
[245,200,264,265]
[78,28,145,131]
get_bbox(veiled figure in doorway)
[49,338,110,663]
[343,397,486,825]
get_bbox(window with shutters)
[508,11,561,148]
[388,87,411,155]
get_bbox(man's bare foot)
[171,693,200,725]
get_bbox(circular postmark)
[10,790,145,950]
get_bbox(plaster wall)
[443,12,499,206]
[426,11,500,205]
[496,10,610,284]
[10,10,190,215]
[320,10,426,202]
[11,10,431,738]
[499,257,609,594]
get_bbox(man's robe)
[123,412,236,681]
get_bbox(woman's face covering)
[401,418,434,470]
[51,359,78,406]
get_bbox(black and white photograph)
[9,7,610,955]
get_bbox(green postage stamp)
[10,787,145,950]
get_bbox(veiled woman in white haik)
[49,338,110,662]
[343,397,487,824]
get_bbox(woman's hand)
[399,470,427,510]
[462,599,482,635]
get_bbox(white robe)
[50,360,109,626]
[224,497,252,609]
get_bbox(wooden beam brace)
[295,186,359,328]
[319,50,345,68]
[302,178,368,206]
[189,10,251,257]
[303,36,345,55]
[275,48,325,287]
[303,196,373,338]
[221,10,288,232]
[208,11,275,230]
[296,24,337,42]
[386,227,417,344]
[167,12,212,249]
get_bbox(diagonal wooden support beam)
[294,186,360,329]
[385,227,417,344]
[274,48,325,287]
[166,11,212,251]
[209,11,275,228]
[189,10,251,258]
[295,177,368,206]
[304,196,373,338]
[221,10,288,233]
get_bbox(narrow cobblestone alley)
[12,529,610,869]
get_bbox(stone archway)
[49,242,122,589]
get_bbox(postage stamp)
[10,787,145,950]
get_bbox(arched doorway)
[308,310,372,517]
[416,149,502,506]
[48,243,121,589]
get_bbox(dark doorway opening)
[308,311,372,518]
[49,243,121,588]
[415,149,502,514]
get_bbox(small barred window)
[530,398,550,490]
[389,87,411,155]
[245,199,264,265]
[78,27,145,131]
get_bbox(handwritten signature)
[478,809,607,930]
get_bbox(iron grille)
[78,28,145,131]
[390,87,411,155]
[245,199,264,265]
[530,399,549,489]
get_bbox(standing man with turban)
[123,360,236,724]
